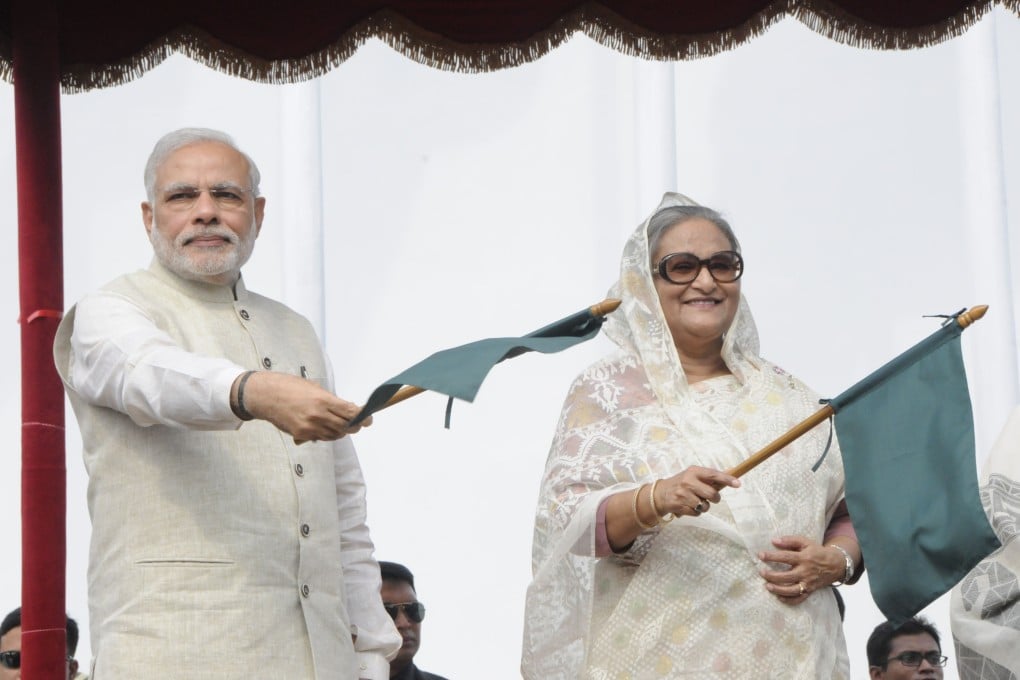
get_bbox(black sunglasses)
[655,250,744,285]
[0,649,72,670]
[384,601,425,623]
[0,650,20,669]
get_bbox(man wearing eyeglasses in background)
[0,607,85,679]
[379,562,450,680]
[867,616,947,679]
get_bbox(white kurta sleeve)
[66,290,246,429]
[332,434,401,676]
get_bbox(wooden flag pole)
[726,405,836,478]
[725,305,988,479]
[374,298,622,413]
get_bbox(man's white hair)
[143,128,261,202]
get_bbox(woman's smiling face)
[652,217,741,354]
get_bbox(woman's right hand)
[653,466,741,518]
[605,466,740,551]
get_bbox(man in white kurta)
[53,128,400,679]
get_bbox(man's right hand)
[233,371,372,441]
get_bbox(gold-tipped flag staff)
[349,298,621,426]
[735,302,998,626]
[725,304,988,478]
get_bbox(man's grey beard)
[149,220,256,283]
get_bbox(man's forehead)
[160,180,246,191]
[380,579,417,601]
[0,625,19,650]
[156,141,249,180]
[889,632,939,651]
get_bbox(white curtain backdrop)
[1,9,1017,677]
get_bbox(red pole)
[12,0,67,678]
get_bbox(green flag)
[350,303,611,426]
[829,318,1001,624]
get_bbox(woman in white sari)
[522,193,861,679]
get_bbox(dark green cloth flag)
[350,305,607,426]
[829,319,1001,624]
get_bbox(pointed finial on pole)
[957,305,988,329]
[590,298,621,317]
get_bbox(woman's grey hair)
[646,205,740,262]
[143,127,262,202]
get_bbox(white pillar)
[632,60,678,216]
[279,79,326,339]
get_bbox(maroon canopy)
[1,1,1018,678]
[3,1,1020,90]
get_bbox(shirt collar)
[147,257,248,303]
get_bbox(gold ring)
[798,582,806,596]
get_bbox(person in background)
[379,562,449,680]
[867,616,947,679]
[522,193,862,678]
[0,607,85,679]
[53,128,399,678]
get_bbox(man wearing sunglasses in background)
[0,608,85,679]
[867,616,947,679]
[379,562,449,680]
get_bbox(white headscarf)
[604,192,761,411]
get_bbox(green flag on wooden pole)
[727,306,1000,624]
[828,311,1000,623]
[350,298,619,426]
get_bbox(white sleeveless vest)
[55,262,357,679]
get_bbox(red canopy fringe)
[1,1,1018,92]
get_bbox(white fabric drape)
[0,10,1018,678]
[951,406,1020,677]
[280,79,327,338]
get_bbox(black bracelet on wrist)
[234,370,257,421]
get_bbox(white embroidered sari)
[522,194,850,679]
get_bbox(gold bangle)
[632,484,658,530]
[649,479,675,523]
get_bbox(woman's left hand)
[757,535,845,605]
